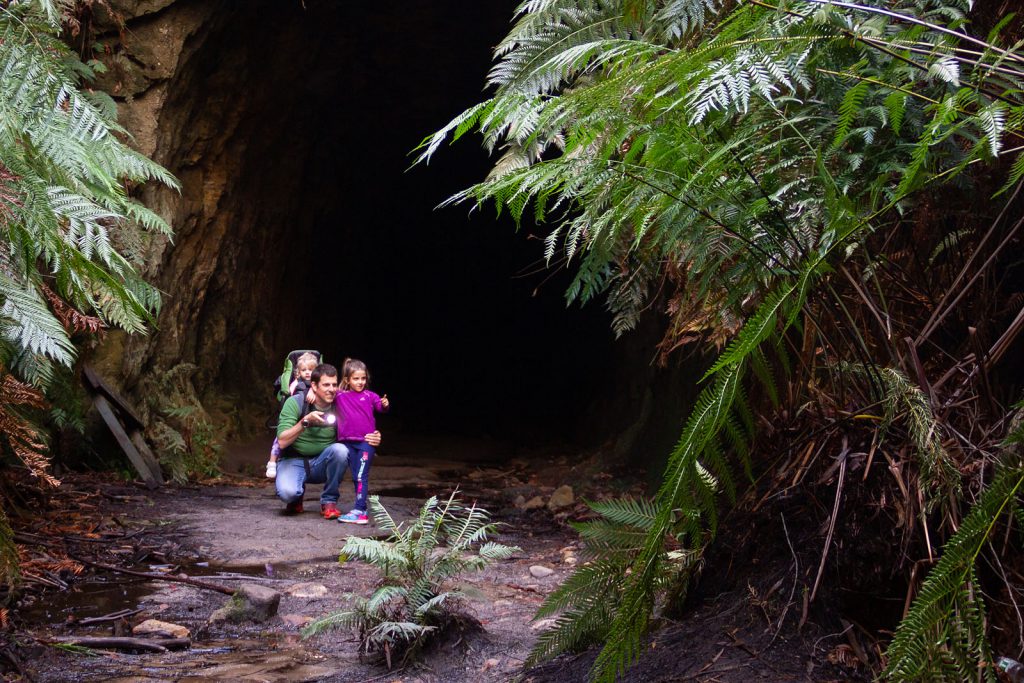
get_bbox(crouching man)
[275,363,381,519]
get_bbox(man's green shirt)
[277,397,336,457]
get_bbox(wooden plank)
[129,430,164,485]
[82,365,144,429]
[93,395,158,489]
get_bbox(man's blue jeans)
[275,443,351,505]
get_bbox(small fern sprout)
[302,493,519,668]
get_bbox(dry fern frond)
[0,368,58,487]
[39,283,105,335]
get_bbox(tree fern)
[0,0,177,393]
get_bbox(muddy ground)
[9,436,865,682]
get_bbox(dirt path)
[19,437,589,682]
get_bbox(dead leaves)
[0,368,57,488]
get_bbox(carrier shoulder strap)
[292,393,313,421]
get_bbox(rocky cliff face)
[86,0,386,445]
[89,1,305,402]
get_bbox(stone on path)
[284,582,329,598]
[523,496,545,510]
[280,613,314,629]
[132,619,190,639]
[208,583,281,623]
[547,485,574,510]
[531,617,558,631]
[529,565,555,579]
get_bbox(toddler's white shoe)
[265,461,277,478]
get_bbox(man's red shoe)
[284,500,303,515]
[321,503,341,520]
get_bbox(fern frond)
[368,495,402,534]
[366,585,408,614]
[585,496,659,528]
[527,601,617,665]
[884,463,1023,681]
[0,276,74,365]
[534,559,628,620]
[302,606,364,637]
[340,536,407,569]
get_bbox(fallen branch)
[70,555,234,595]
[73,608,145,627]
[50,636,189,653]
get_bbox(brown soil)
[8,436,867,682]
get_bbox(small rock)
[530,565,555,578]
[523,496,545,510]
[132,619,189,639]
[481,658,501,671]
[531,617,557,631]
[285,582,329,598]
[513,495,526,509]
[547,485,574,510]
[208,583,281,624]
[280,613,314,629]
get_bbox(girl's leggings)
[345,441,375,512]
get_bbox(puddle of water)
[18,560,279,628]
[47,636,347,683]
[18,578,153,624]
[375,483,437,497]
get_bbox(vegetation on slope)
[0,0,177,583]
[422,0,1024,679]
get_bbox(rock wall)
[87,0,319,432]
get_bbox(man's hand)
[365,430,382,447]
[305,411,327,426]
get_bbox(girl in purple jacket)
[335,358,390,524]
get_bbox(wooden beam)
[92,395,159,489]
[129,430,164,485]
[82,364,144,429]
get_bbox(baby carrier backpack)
[268,349,322,428]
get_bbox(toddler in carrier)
[266,352,319,478]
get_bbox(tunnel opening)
[124,0,636,451]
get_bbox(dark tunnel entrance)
[141,0,625,447]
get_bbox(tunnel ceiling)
[88,0,631,441]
